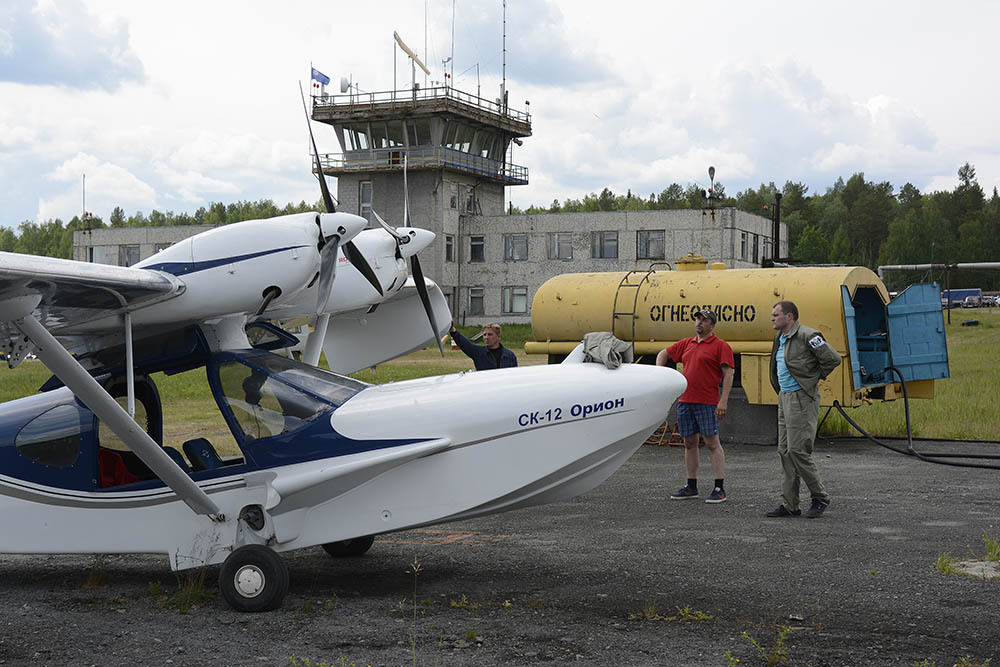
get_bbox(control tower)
[311,82,532,315]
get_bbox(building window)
[119,245,140,266]
[740,231,748,261]
[752,233,759,263]
[469,287,485,316]
[445,235,455,262]
[88,246,108,264]
[154,243,171,253]
[636,230,665,260]
[465,187,477,214]
[359,181,372,223]
[763,238,772,261]
[503,233,528,261]
[449,183,458,209]
[469,235,485,263]
[502,286,528,314]
[591,231,618,259]
[547,232,573,260]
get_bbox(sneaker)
[670,486,699,500]
[706,487,727,504]
[805,499,830,519]
[765,504,801,517]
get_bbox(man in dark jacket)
[449,322,518,371]
[766,301,841,519]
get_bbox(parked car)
[962,296,982,308]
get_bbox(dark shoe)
[765,504,801,517]
[705,487,727,504]
[805,499,830,519]
[670,486,699,500]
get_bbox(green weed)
[743,625,792,666]
[157,568,213,613]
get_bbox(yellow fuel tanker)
[526,255,949,407]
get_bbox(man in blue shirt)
[449,322,518,371]
[766,301,841,519]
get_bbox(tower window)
[591,231,618,259]
[469,236,485,263]
[119,245,140,266]
[547,232,573,260]
[637,230,665,260]
[445,235,455,262]
[359,181,372,223]
[502,286,528,314]
[503,234,528,261]
[469,287,485,315]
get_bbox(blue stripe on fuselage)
[142,246,309,276]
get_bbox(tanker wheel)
[219,544,289,612]
[322,535,375,558]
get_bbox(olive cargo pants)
[777,389,829,511]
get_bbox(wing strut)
[12,315,224,520]
[125,312,135,417]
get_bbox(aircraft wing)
[0,251,184,362]
[322,276,452,374]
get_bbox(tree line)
[4,164,998,290]
[511,163,1000,290]
[0,199,318,260]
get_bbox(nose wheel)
[322,534,375,557]
[219,544,289,612]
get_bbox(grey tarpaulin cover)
[582,331,634,369]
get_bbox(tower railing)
[318,146,528,185]
[312,86,531,131]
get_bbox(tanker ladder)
[612,266,662,361]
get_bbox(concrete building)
[72,84,785,327]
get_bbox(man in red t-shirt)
[655,308,735,503]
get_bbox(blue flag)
[311,67,330,86]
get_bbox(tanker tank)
[526,255,948,410]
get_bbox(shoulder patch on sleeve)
[808,334,825,349]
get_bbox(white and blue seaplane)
[0,111,685,612]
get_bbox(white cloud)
[4,0,1000,226]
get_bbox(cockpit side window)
[16,403,84,467]
[217,361,331,441]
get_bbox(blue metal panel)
[841,286,864,390]
[888,283,950,383]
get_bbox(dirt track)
[1,438,998,666]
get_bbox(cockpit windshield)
[215,353,367,442]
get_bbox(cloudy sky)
[2,0,998,228]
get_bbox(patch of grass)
[743,625,792,666]
[461,627,480,643]
[629,601,713,622]
[936,553,964,576]
[82,559,111,589]
[157,569,214,614]
[288,657,372,667]
[955,657,992,667]
[937,532,1000,578]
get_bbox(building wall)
[70,207,784,328]
[453,208,785,325]
[73,226,214,265]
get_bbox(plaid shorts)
[676,402,719,437]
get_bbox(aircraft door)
[887,283,950,383]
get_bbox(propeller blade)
[371,209,405,241]
[344,240,383,297]
[316,236,340,313]
[403,154,411,227]
[299,82,336,214]
[410,254,444,356]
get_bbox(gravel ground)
[1,437,998,666]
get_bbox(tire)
[219,544,289,612]
[321,535,375,558]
